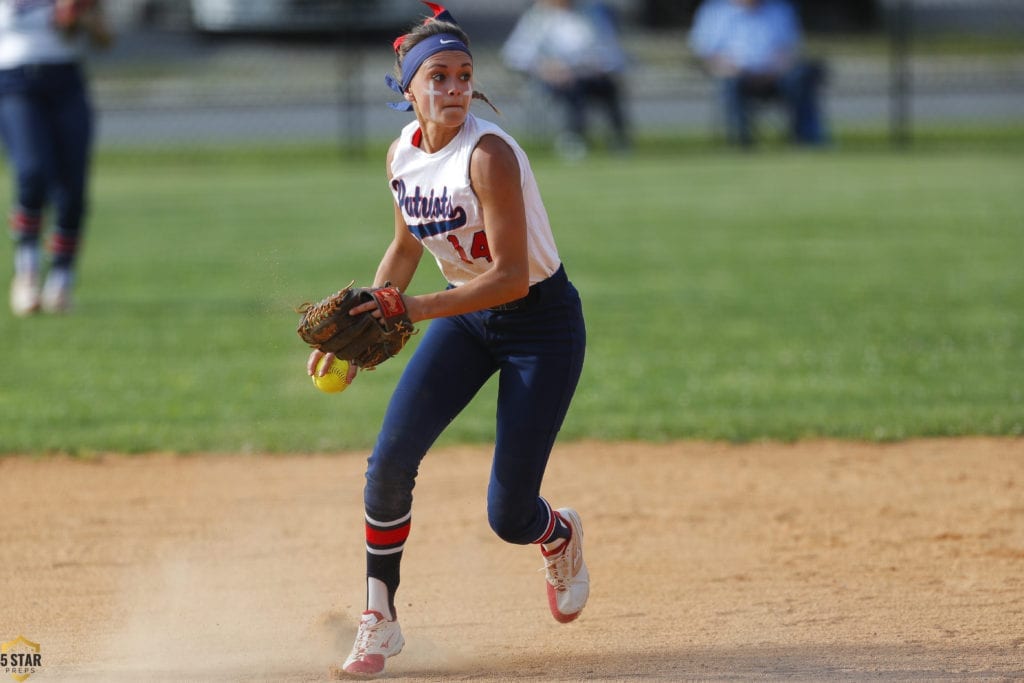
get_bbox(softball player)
[1,0,111,315]
[306,2,589,676]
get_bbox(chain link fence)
[88,0,1023,151]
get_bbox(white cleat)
[338,610,404,677]
[542,507,590,623]
[40,269,74,314]
[9,273,41,317]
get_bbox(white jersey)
[0,0,81,69]
[389,114,561,287]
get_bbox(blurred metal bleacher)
[89,0,1024,150]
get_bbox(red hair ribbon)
[421,1,457,24]
[392,1,459,53]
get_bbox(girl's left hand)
[349,291,422,324]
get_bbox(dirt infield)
[2,439,1022,681]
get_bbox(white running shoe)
[339,610,404,677]
[41,268,73,314]
[9,273,41,317]
[542,507,590,623]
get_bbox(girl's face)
[405,50,474,128]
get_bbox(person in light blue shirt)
[688,0,828,147]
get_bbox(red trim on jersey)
[411,127,423,149]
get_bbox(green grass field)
[1,145,1021,453]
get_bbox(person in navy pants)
[1,0,112,315]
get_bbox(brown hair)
[394,20,501,114]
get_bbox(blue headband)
[385,33,472,112]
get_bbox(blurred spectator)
[1,0,112,316]
[502,0,631,160]
[689,0,828,148]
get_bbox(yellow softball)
[312,356,351,394]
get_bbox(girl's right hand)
[307,349,358,383]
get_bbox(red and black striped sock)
[535,499,571,552]
[50,229,81,270]
[10,208,41,245]
[364,511,412,616]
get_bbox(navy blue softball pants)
[0,62,93,265]
[364,265,586,546]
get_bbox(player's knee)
[55,196,87,226]
[364,468,416,521]
[16,166,47,206]
[487,502,534,545]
